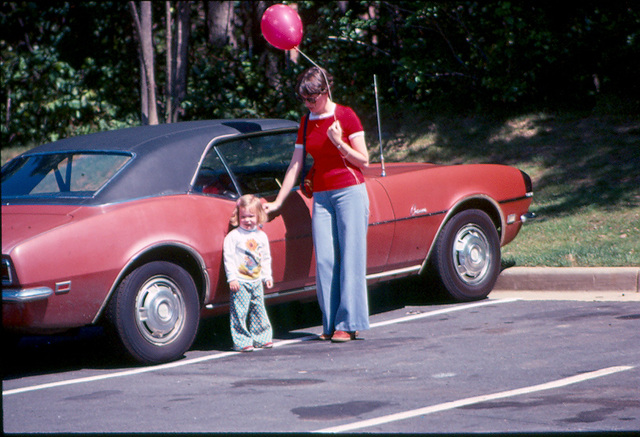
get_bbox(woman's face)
[301,92,328,114]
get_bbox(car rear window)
[1,152,131,199]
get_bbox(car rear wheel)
[106,261,200,364]
[431,209,501,301]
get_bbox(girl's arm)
[260,232,273,289]
[222,232,239,284]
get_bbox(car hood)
[1,205,80,253]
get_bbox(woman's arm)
[264,146,305,213]
[327,121,369,168]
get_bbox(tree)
[166,1,190,123]
[129,1,159,125]
[2,1,639,149]
[207,1,236,47]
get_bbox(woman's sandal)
[330,330,357,342]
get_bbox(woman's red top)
[295,104,365,192]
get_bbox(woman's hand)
[327,120,343,147]
[327,119,370,168]
[229,280,240,292]
[265,146,305,213]
[263,201,280,214]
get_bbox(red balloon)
[261,4,303,50]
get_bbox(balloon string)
[296,48,333,103]
[295,47,336,121]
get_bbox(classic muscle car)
[2,119,533,363]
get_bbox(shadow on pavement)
[3,275,447,380]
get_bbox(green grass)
[4,112,639,267]
[502,207,639,267]
[365,110,640,267]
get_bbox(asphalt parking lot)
[3,274,640,434]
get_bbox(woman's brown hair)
[296,66,333,97]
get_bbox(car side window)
[197,131,297,197]
[193,148,238,198]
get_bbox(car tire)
[431,209,501,302]
[106,261,200,364]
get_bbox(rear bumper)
[2,287,53,303]
[520,212,536,223]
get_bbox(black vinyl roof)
[16,119,298,205]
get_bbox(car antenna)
[374,74,386,177]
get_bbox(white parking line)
[3,298,517,397]
[314,365,635,433]
[369,297,520,328]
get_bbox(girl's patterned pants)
[230,280,272,350]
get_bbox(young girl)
[223,195,274,352]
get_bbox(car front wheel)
[431,209,501,301]
[107,261,200,364]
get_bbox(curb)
[494,267,640,293]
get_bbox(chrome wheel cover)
[452,224,492,285]
[135,275,186,345]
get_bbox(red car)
[2,119,533,363]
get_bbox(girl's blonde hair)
[229,194,268,227]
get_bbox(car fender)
[92,240,210,325]
[418,193,505,274]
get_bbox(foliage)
[1,1,639,149]
[1,2,137,147]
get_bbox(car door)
[372,164,444,270]
[195,130,316,296]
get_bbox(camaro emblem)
[410,204,428,216]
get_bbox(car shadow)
[2,275,449,380]
[2,326,128,380]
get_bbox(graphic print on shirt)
[238,238,262,280]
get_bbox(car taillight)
[2,257,14,286]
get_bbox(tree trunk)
[129,1,159,125]
[165,1,173,123]
[206,1,236,47]
[170,1,190,123]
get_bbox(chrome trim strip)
[205,266,424,310]
[366,265,421,280]
[372,210,447,227]
[206,284,317,310]
[264,285,317,300]
[3,287,53,303]
[189,134,237,188]
[499,194,533,204]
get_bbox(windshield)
[2,152,131,199]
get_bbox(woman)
[264,66,370,342]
